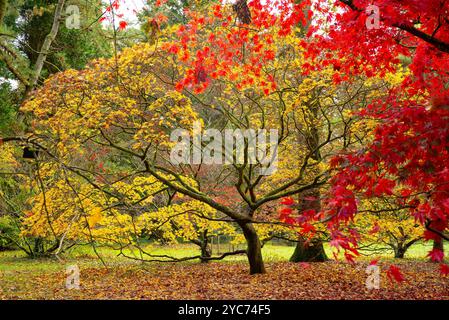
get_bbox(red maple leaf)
[344,252,356,264]
[386,265,405,283]
[280,197,295,206]
[369,259,379,266]
[439,264,449,277]
[428,249,444,262]
[373,178,396,196]
[111,0,120,10]
[368,222,380,235]
[118,21,128,30]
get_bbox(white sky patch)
[117,0,146,23]
[0,77,19,90]
[112,0,275,27]
[97,0,333,36]
[100,0,146,28]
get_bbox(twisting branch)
[425,219,449,241]
[338,0,449,54]
[117,248,247,263]
[0,41,31,86]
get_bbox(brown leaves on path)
[1,261,448,300]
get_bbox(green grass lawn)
[0,241,447,274]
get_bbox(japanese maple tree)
[297,0,449,272]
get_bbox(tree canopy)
[0,0,448,281]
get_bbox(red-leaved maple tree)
[292,0,449,278]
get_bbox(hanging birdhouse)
[23,147,38,159]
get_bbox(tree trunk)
[290,99,328,262]
[190,231,212,263]
[394,245,406,259]
[200,244,212,263]
[290,188,328,262]
[290,238,328,262]
[33,237,44,257]
[199,231,212,263]
[431,237,444,262]
[239,222,266,274]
